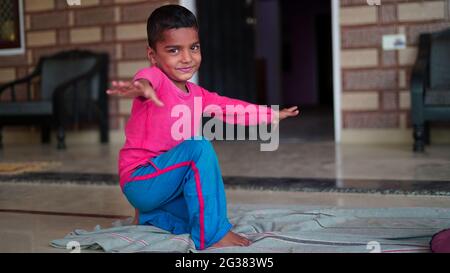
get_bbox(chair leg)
[99,114,109,143]
[424,122,430,145]
[413,124,425,152]
[57,126,66,150]
[0,127,3,149]
[41,125,51,144]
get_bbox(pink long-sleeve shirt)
[118,66,274,189]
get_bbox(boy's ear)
[147,46,157,66]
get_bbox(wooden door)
[197,0,256,102]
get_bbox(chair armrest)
[0,69,40,96]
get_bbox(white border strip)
[332,0,342,143]
[179,0,199,84]
[179,0,197,15]
[0,0,26,56]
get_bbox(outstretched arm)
[106,79,164,107]
[202,88,299,126]
[272,106,300,128]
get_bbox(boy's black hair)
[147,5,199,49]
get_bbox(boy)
[107,5,299,250]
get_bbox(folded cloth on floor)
[50,205,450,253]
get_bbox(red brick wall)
[340,0,450,131]
[0,0,177,131]
[2,0,449,143]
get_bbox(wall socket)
[382,34,407,50]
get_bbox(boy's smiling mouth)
[177,67,194,73]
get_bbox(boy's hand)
[279,106,300,120]
[272,106,300,128]
[106,80,164,107]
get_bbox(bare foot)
[211,231,251,248]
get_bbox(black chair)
[411,28,450,152]
[0,50,109,149]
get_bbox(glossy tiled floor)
[1,140,450,252]
[2,140,450,181]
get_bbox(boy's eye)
[168,48,179,54]
[191,45,200,51]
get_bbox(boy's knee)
[183,137,213,152]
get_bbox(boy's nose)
[181,50,193,63]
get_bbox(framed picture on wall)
[0,0,25,55]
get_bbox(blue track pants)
[122,137,232,250]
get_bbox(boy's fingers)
[110,81,119,90]
[134,81,146,91]
[149,94,164,107]
[106,89,120,95]
[288,110,299,116]
[112,80,163,104]
[118,81,132,90]
[107,87,126,94]
[141,84,164,107]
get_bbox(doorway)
[278,0,334,142]
[196,0,335,142]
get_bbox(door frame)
[179,0,199,85]
[180,0,342,142]
[331,0,342,143]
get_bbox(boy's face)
[147,27,201,88]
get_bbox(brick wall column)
[340,0,450,143]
